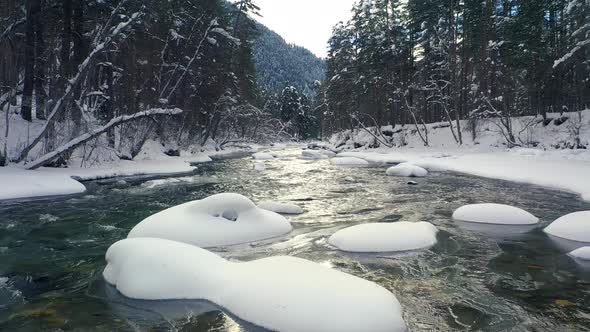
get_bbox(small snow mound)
[128,193,292,247]
[258,201,304,214]
[321,150,337,157]
[386,164,428,177]
[453,204,539,225]
[329,222,438,253]
[301,150,328,160]
[183,153,213,164]
[331,157,370,167]
[253,163,266,171]
[252,152,275,160]
[104,238,406,332]
[344,176,355,182]
[407,160,448,172]
[569,247,590,261]
[544,211,590,243]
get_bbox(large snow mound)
[330,157,370,167]
[104,238,407,332]
[569,247,590,261]
[301,150,328,160]
[328,222,439,253]
[544,211,590,243]
[128,193,293,247]
[252,152,275,160]
[258,201,304,215]
[386,163,428,177]
[452,204,539,225]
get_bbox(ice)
[128,193,293,247]
[330,157,370,167]
[103,238,407,332]
[301,150,329,160]
[386,163,428,177]
[544,211,590,243]
[452,204,539,225]
[328,222,438,252]
[258,201,304,214]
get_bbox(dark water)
[1,147,590,331]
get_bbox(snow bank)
[544,211,590,243]
[330,157,370,167]
[258,201,304,214]
[301,150,329,160]
[128,193,293,247]
[252,152,275,160]
[386,164,428,177]
[104,238,406,332]
[569,247,590,261]
[328,222,438,253]
[452,204,539,225]
[0,167,86,200]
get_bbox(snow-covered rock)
[407,160,448,172]
[301,150,329,160]
[252,152,275,160]
[183,153,213,164]
[452,204,539,225]
[128,193,293,247]
[544,211,590,243]
[386,163,428,177]
[328,222,438,253]
[331,157,370,167]
[569,247,590,261]
[0,167,87,200]
[253,163,266,171]
[258,201,304,214]
[321,150,338,157]
[104,238,407,332]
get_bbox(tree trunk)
[34,0,46,120]
[21,0,39,122]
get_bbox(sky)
[251,0,357,58]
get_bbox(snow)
[128,193,293,247]
[301,150,329,160]
[330,157,370,167]
[0,167,86,200]
[104,237,406,332]
[452,204,539,225]
[328,222,439,253]
[321,150,337,157]
[252,152,275,160]
[544,211,590,243]
[569,247,590,261]
[258,201,304,214]
[253,162,266,171]
[386,163,428,177]
[182,152,213,164]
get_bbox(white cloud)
[250,0,356,58]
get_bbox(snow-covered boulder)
[258,201,304,215]
[452,204,539,225]
[301,150,328,160]
[328,222,438,253]
[407,160,448,172]
[128,193,292,247]
[104,238,407,332]
[544,211,590,243]
[569,247,590,261]
[182,152,213,164]
[386,163,428,177]
[252,152,275,160]
[331,157,370,167]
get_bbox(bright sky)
[252,0,357,58]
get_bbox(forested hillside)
[254,24,325,96]
[318,0,590,148]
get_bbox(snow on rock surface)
[386,163,428,177]
[0,167,87,200]
[329,222,438,253]
[104,238,406,332]
[301,150,329,160]
[452,204,539,225]
[330,157,370,167]
[569,247,590,261]
[182,153,213,164]
[258,201,304,214]
[252,152,275,160]
[544,211,590,243]
[128,193,293,247]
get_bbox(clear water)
[1,147,590,331]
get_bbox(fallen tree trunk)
[24,108,182,170]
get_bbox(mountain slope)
[254,24,325,96]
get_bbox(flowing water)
[1,147,590,331]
